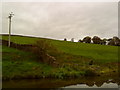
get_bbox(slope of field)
[2,45,87,80]
[2,35,119,80]
[2,45,55,80]
[2,35,118,63]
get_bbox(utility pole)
[8,12,14,47]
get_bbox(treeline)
[64,36,120,46]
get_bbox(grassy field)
[2,35,118,63]
[2,45,87,80]
[2,35,119,80]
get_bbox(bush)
[33,40,57,62]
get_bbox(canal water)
[64,82,118,88]
[2,75,120,88]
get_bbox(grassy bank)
[2,35,119,80]
[2,45,86,80]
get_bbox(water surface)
[3,75,120,88]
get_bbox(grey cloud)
[2,2,118,40]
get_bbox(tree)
[108,38,112,41]
[78,39,83,42]
[113,36,119,41]
[108,39,116,46]
[113,36,120,46]
[83,36,91,43]
[64,38,67,41]
[108,36,120,46]
[100,39,106,45]
[92,36,101,44]
[103,38,108,42]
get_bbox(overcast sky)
[2,2,118,40]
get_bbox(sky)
[2,1,118,41]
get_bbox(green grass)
[52,40,118,63]
[2,45,58,80]
[2,35,44,44]
[2,35,119,80]
[2,35,118,63]
[2,45,85,80]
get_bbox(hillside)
[2,35,119,80]
[2,35,118,63]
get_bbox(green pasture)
[2,35,118,63]
[2,35,119,80]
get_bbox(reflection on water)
[3,75,120,88]
[64,83,118,88]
